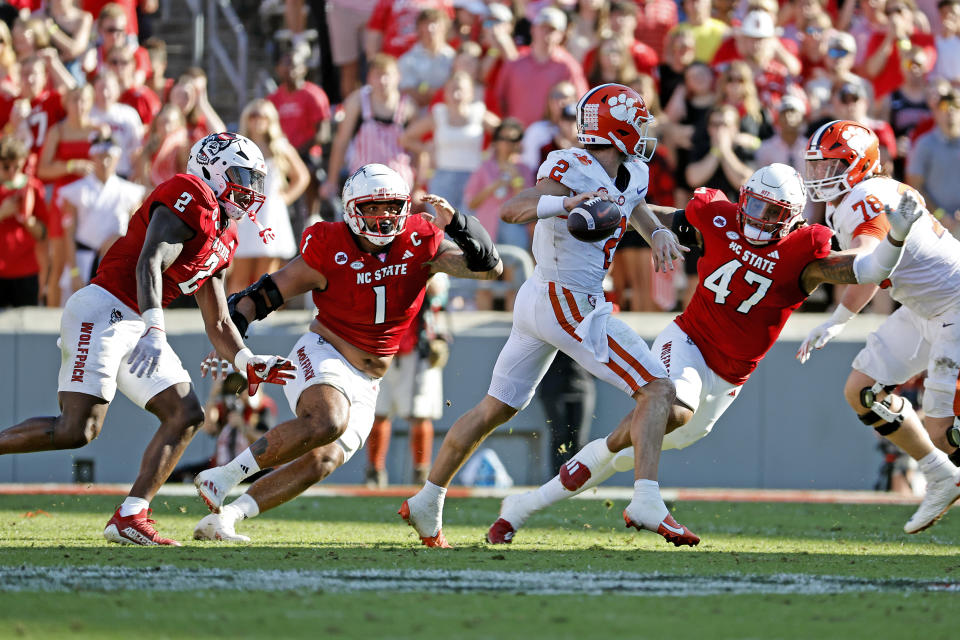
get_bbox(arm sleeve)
[810,224,833,259]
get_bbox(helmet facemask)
[738,188,801,244]
[803,157,851,202]
[347,197,411,247]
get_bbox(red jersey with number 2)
[92,173,236,312]
[300,215,444,355]
[674,188,832,385]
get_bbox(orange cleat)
[398,500,451,548]
[623,510,700,547]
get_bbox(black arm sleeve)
[671,209,699,248]
[444,209,500,272]
[226,273,285,338]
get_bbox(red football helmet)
[803,119,880,202]
[576,83,657,161]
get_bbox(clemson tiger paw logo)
[608,93,638,123]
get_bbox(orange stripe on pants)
[608,337,657,384]
[548,282,582,342]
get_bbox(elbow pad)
[226,273,284,338]
[445,209,500,272]
[852,238,903,284]
[671,210,698,248]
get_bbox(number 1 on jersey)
[373,285,386,324]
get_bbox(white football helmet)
[187,132,268,224]
[738,163,806,244]
[342,163,412,247]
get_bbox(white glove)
[796,304,857,364]
[128,308,167,377]
[886,191,922,242]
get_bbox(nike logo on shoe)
[660,519,685,535]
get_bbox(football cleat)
[904,469,960,534]
[103,507,181,546]
[398,500,451,548]
[623,510,700,547]
[486,518,516,544]
[193,513,251,542]
[194,468,231,513]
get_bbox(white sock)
[573,438,616,473]
[223,449,261,485]
[407,481,446,536]
[627,479,669,530]
[229,493,260,520]
[918,449,954,482]
[502,459,622,529]
[119,496,150,517]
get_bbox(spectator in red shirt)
[268,47,331,218]
[143,36,173,102]
[81,3,150,85]
[712,11,795,109]
[493,7,588,128]
[827,80,898,167]
[710,9,802,77]
[582,1,658,78]
[167,68,225,144]
[82,0,155,36]
[632,0,679,58]
[0,135,49,307]
[11,17,78,92]
[16,55,67,174]
[106,43,159,125]
[863,0,937,99]
[365,0,453,59]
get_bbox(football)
[566,197,621,242]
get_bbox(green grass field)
[1,492,958,639]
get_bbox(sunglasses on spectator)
[885,5,907,14]
[726,75,747,83]
[104,26,126,34]
[805,26,823,34]
[839,92,862,104]
[108,58,133,66]
[827,47,852,57]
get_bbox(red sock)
[410,419,434,468]
[367,418,391,470]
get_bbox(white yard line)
[1,566,957,596]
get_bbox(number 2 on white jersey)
[703,259,772,313]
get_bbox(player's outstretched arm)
[499,178,609,225]
[423,193,503,280]
[227,256,327,338]
[629,199,689,272]
[127,206,192,378]
[196,271,295,395]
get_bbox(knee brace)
[857,382,907,436]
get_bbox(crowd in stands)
[1,0,959,313]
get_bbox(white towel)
[574,300,613,363]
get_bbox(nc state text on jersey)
[210,237,233,262]
[728,241,777,274]
[356,263,409,284]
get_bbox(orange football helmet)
[576,83,657,161]
[803,119,880,202]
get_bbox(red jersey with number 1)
[92,173,237,312]
[674,188,832,385]
[300,215,443,355]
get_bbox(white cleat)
[194,468,232,513]
[193,513,251,542]
[904,469,960,533]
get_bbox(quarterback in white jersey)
[400,83,700,548]
[798,119,960,534]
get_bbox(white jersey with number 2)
[533,148,649,294]
[827,176,960,318]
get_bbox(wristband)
[709,147,721,158]
[66,159,77,173]
[69,266,80,277]
[536,195,567,219]
[830,303,857,324]
[140,307,164,332]
[234,347,253,372]
[651,227,671,241]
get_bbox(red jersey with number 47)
[300,215,444,355]
[92,173,237,312]
[674,188,832,385]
